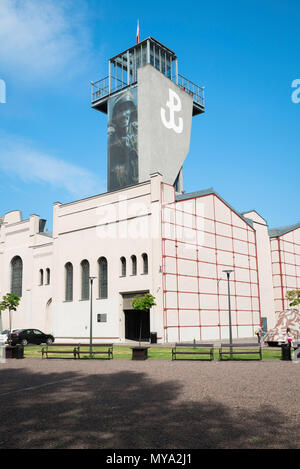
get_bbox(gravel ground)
[0,358,299,449]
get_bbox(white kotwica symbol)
[161,88,183,134]
[0,79,6,104]
[291,79,300,104]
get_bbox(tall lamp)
[223,269,234,357]
[89,276,96,358]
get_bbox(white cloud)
[0,0,93,80]
[0,131,104,198]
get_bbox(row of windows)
[64,258,108,302]
[120,253,148,277]
[65,254,148,302]
[9,253,148,302]
[39,268,51,286]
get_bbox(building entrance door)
[124,309,150,341]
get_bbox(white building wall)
[51,173,164,343]
[0,212,53,333]
[271,227,300,315]
[242,211,276,329]
[1,178,292,343]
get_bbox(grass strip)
[22,345,282,360]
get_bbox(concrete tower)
[91,37,205,193]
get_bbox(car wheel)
[46,337,54,345]
[21,339,28,346]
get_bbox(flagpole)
[136,19,140,44]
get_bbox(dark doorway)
[124,309,150,341]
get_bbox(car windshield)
[1,330,10,334]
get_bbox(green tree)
[131,293,156,346]
[286,290,300,307]
[0,293,21,344]
[0,302,6,334]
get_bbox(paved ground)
[0,358,299,449]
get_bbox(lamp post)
[223,270,234,357]
[89,276,96,358]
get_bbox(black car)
[9,329,55,346]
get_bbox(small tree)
[0,293,21,345]
[286,290,300,307]
[0,302,5,334]
[131,293,156,347]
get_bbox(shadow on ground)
[0,367,298,449]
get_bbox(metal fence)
[91,73,205,109]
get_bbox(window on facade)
[81,260,90,300]
[11,256,23,297]
[142,253,148,275]
[39,269,44,286]
[131,255,137,276]
[98,257,108,299]
[65,262,73,302]
[46,268,50,285]
[120,257,126,277]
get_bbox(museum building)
[0,37,299,343]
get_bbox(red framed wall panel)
[161,185,261,342]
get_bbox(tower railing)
[91,72,205,109]
[176,74,205,108]
[91,76,128,103]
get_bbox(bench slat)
[175,343,214,347]
[220,343,260,347]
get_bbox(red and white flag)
[136,19,140,44]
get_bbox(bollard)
[281,343,291,361]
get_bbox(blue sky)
[0,0,299,231]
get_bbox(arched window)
[98,257,108,299]
[81,260,90,300]
[131,255,137,276]
[46,268,50,285]
[11,256,23,297]
[120,257,126,277]
[65,262,73,302]
[142,253,148,275]
[39,269,44,286]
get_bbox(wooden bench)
[42,343,80,359]
[172,343,214,361]
[76,343,113,359]
[219,343,262,361]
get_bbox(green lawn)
[22,345,282,360]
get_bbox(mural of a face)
[107,89,138,192]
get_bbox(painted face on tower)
[107,89,138,192]
[116,106,131,130]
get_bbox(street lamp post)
[223,269,234,357]
[89,276,96,358]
